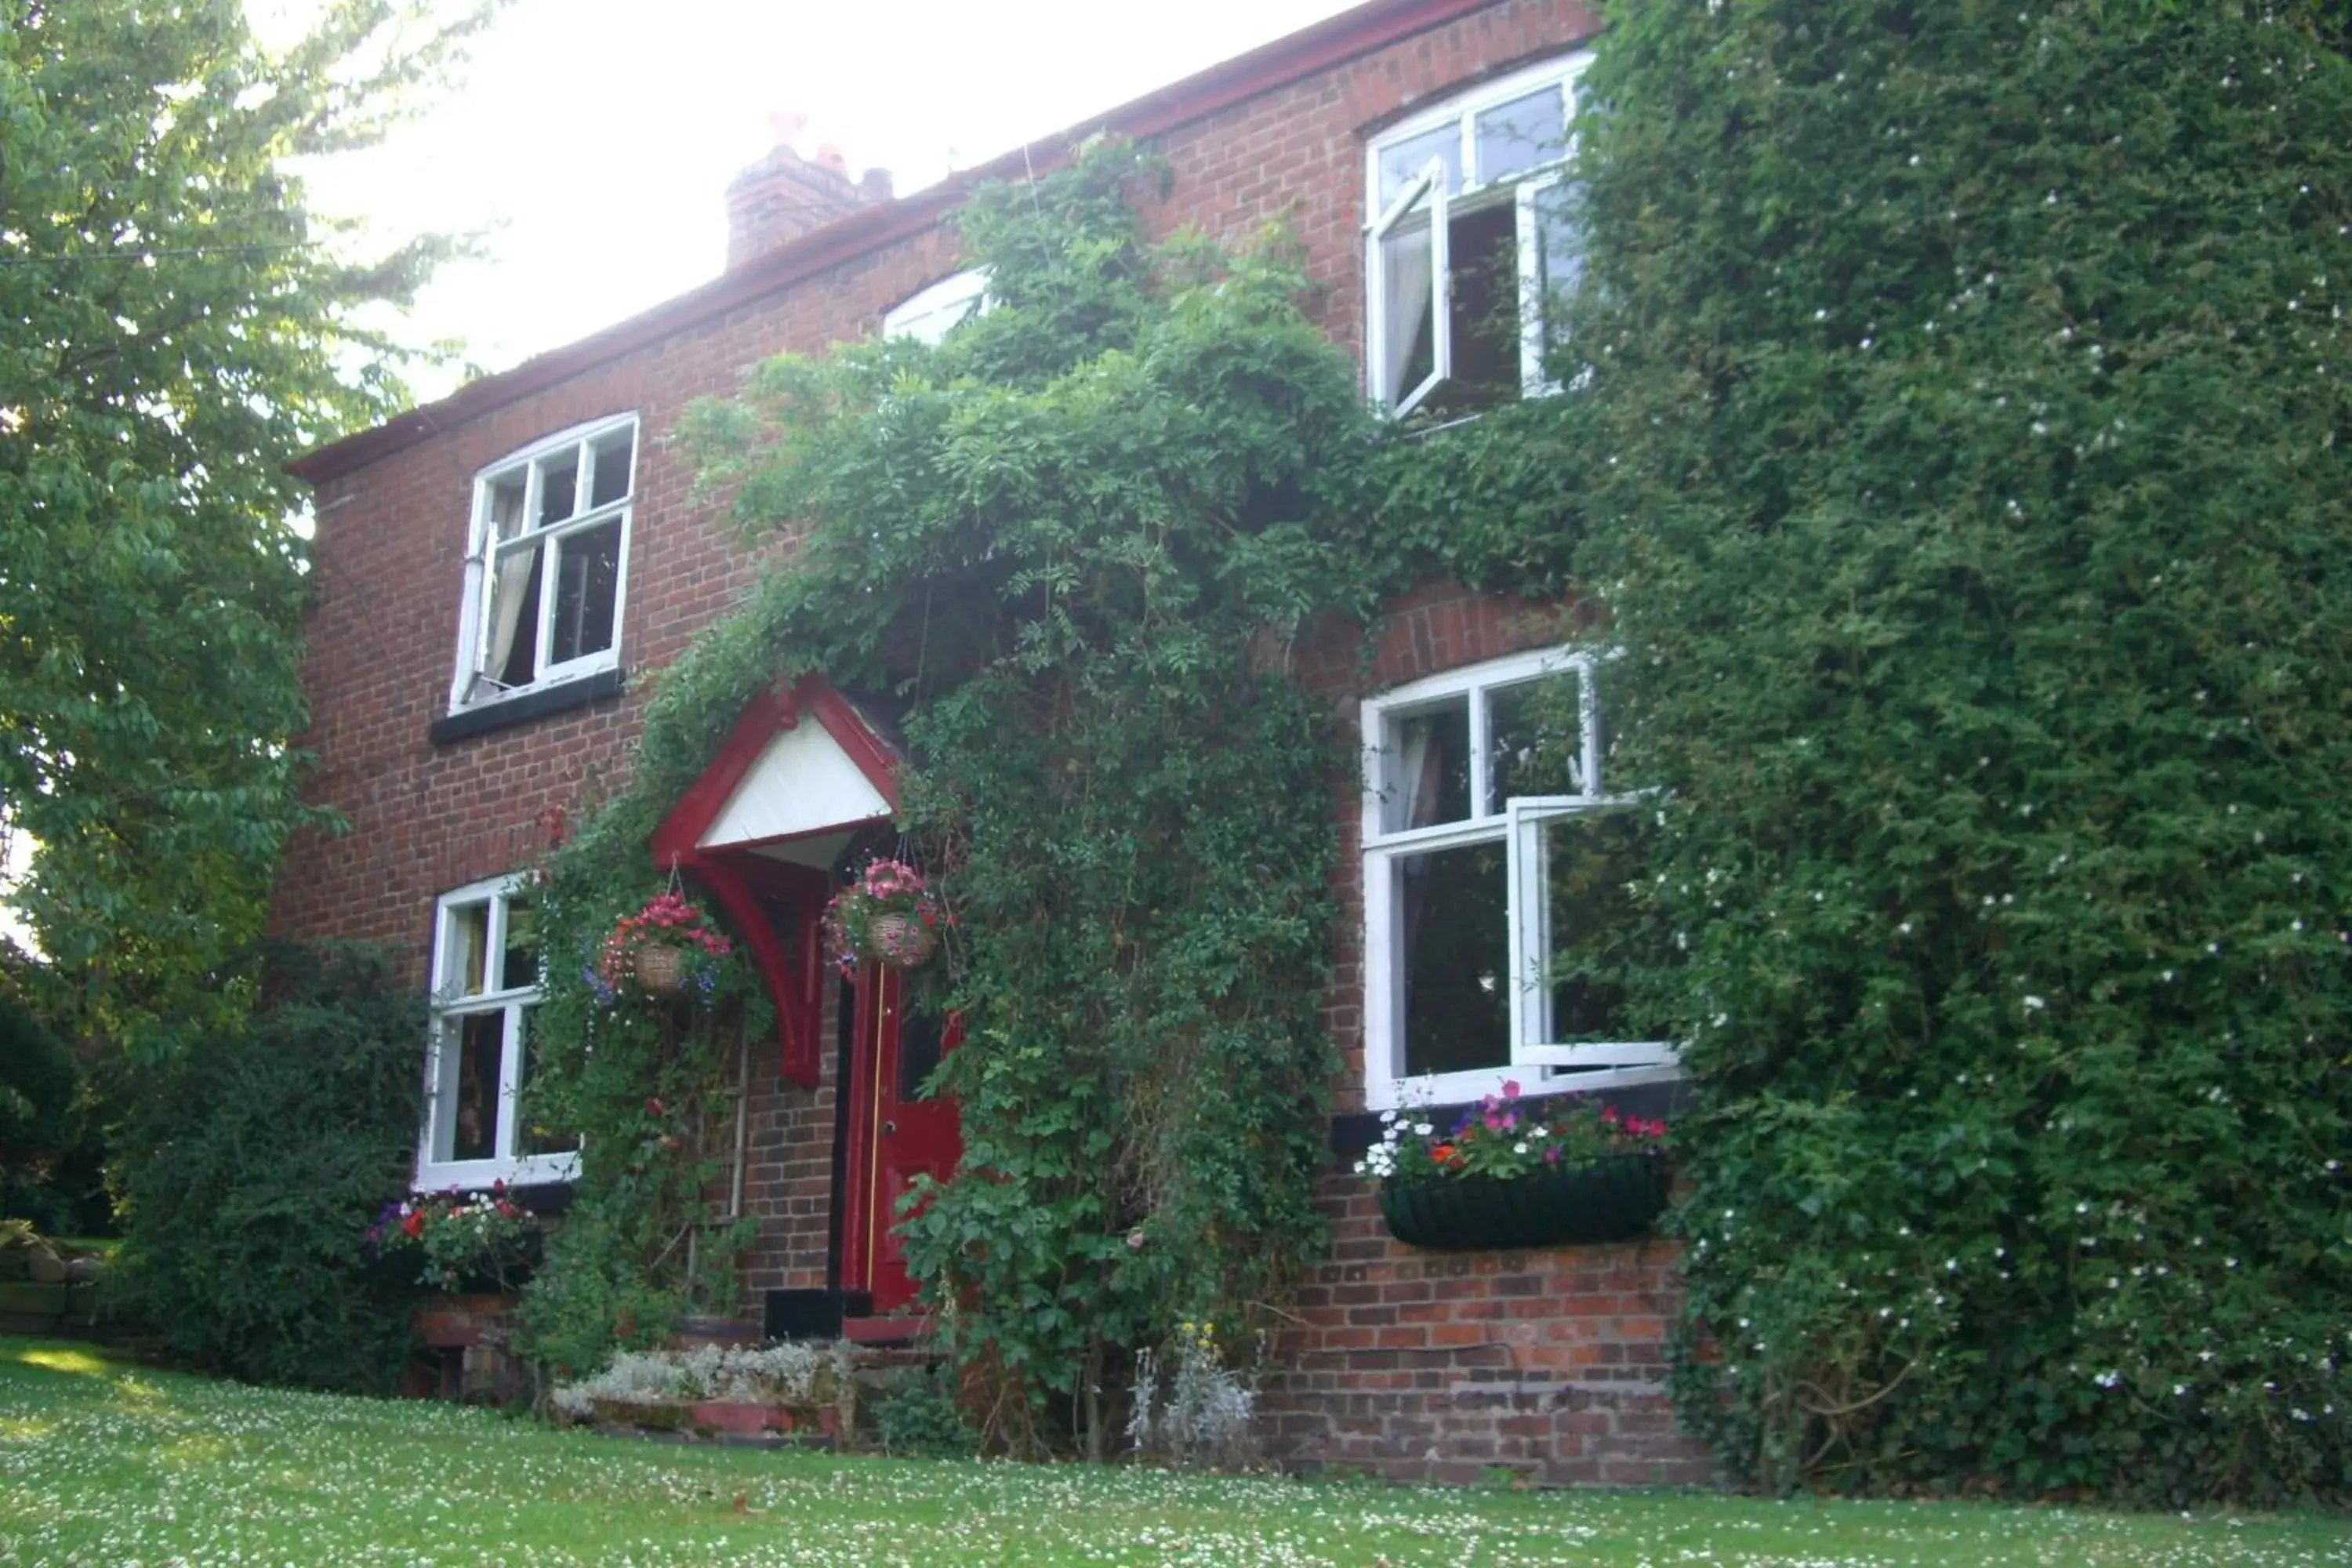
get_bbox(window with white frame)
[883,268,988,346]
[418,874,578,1189]
[1360,648,1678,1111]
[449,415,637,712]
[1364,51,1590,417]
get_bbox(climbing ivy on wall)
[1562,0,2352,1504]
[526,142,1389,1454]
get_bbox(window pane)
[1377,125,1461,207]
[536,450,579,524]
[452,1011,503,1161]
[514,1007,577,1157]
[1531,182,1586,366]
[488,542,543,688]
[1383,697,1471,832]
[485,472,528,542]
[1488,672,1583,808]
[1398,840,1510,1078]
[1541,811,1646,1044]
[549,519,621,665]
[589,430,633,509]
[1431,201,1520,415]
[1377,216,1436,408]
[499,895,538,993]
[447,902,489,997]
[1474,88,1565,186]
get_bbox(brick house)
[278,0,1710,1485]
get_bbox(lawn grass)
[0,1339,2342,1566]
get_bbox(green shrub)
[107,944,423,1392]
[1565,0,2352,1504]
[0,992,95,1235]
[868,1365,981,1460]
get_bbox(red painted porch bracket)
[694,855,826,1087]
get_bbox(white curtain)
[1381,223,1433,408]
[485,544,539,682]
[1392,718,1440,833]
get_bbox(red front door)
[844,967,961,1314]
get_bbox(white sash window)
[448,415,637,713]
[1360,648,1679,1111]
[1363,52,1592,416]
[417,874,578,1189]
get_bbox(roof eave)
[287,0,1501,486]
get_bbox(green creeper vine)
[522,142,1393,1453]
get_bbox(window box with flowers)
[366,1185,545,1293]
[1358,1083,1669,1250]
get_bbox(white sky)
[299,0,1365,398]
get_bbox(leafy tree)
[0,0,497,1052]
[1563,0,2352,1504]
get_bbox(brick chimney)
[724,112,895,270]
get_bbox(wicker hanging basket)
[864,913,938,969]
[633,942,688,996]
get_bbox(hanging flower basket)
[595,890,735,1004]
[1376,1152,1669,1250]
[1360,1083,1671,1250]
[633,942,688,996]
[865,912,938,968]
[822,858,946,971]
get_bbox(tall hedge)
[107,946,423,1392]
[1564,1,2352,1502]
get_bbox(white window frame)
[1367,159,1451,416]
[447,414,638,714]
[883,268,988,346]
[1362,50,1592,413]
[1360,648,1679,1112]
[416,873,577,1190]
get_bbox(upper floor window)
[884,269,988,347]
[1360,648,1678,1111]
[418,873,577,1190]
[1364,52,1591,418]
[449,415,637,713]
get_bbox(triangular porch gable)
[651,677,902,1087]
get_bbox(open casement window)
[1363,50,1591,417]
[1507,797,1678,1078]
[1360,648,1677,1111]
[1368,160,1450,416]
[417,874,579,1189]
[883,268,988,346]
[449,415,637,713]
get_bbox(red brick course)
[274,0,1710,1484]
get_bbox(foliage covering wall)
[529,145,1384,1454]
[1559,0,2352,1504]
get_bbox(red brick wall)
[1261,581,1711,1484]
[274,0,1711,1483]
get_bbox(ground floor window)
[1360,648,1679,1110]
[417,873,577,1189]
